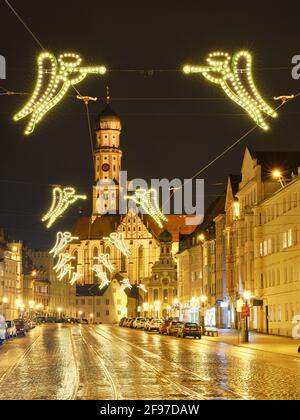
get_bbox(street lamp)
[272,169,286,188]
[154,301,161,318]
[243,291,251,343]
[142,302,149,317]
[89,313,94,324]
[200,295,207,329]
[57,307,62,320]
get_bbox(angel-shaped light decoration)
[42,187,87,229]
[183,50,277,130]
[93,254,115,274]
[103,232,131,258]
[125,188,168,229]
[120,278,132,292]
[138,283,148,293]
[49,231,78,257]
[69,272,82,286]
[53,253,74,281]
[93,269,111,290]
[14,52,106,135]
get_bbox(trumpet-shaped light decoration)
[183,51,277,130]
[42,187,87,229]
[103,232,131,258]
[94,254,115,274]
[49,231,79,257]
[138,283,148,293]
[53,253,74,281]
[69,272,82,286]
[14,52,107,135]
[120,278,132,291]
[125,188,168,228]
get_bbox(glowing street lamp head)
[243,291,251,301]
[272,169,282,179]
[200,295,207,303]
[2,297,8,304]
[78,310,83,316]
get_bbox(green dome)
[159,229,172,242]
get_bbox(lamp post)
[78,310,83,322]
[154,301,161,319]
[200,295,207,330]
[89,313,94,325]
[243,291,251,343]
[142,302,149,318]
[272,169,286,188]
[57,307,62,322]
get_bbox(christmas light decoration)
[49,231,78,257]
[69,272,82,286]
[14,52,107,135]
[125,188,168,228]
[53,253,74,281]
[93,254,115,274]
[103,232,131,258]
[92,268,111,290]
[42,187,87,228]
[120,278,132,291]
[183,51,277,130]
[138,283,148,293]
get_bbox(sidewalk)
[202,329,300,358]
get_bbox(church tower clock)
[93,93,122,216]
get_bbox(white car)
[6,320,17,339]
[146,319,162,332]
[133,317,146,329]
[0,315,7,344]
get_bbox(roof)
[144,215,197,242]
[95,103,121,131]
[72,215,121,240]
[159,229,173,243]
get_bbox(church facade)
[69,98,194,323]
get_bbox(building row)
[177,147,300,337]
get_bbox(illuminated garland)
[69,272,82,286]
[49,231,78,257]
[42,187,87,229]
[120,278,132,291]
[125,188,168,228]
[92,268,111,290]
[183,51,277,130]
[14,52,107,135]
[103,232,131,258]
[138,283,148,293]
[94,254,115,274]
[53,253,74,281]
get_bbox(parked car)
[81,318,89,324]
[177,322,202,339]
[6,320,17,339]
[167,321,184,336]
[0,315,7,344]
[133,317,146,329]
[119,317,126,326]
[143,318,153,330]
[28,320,36,329]
[159,320,170,335]
[127,318,135,328]
[146,319,162,332]
[14,319,30,336]
[124,318,133,327]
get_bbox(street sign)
[253,299,263,307]
[242,305,250,318]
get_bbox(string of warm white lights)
[138,283,148,293]
[183,50,277,130]
[125,188,168,229]
[69,272,82,286]
[93,270,111,290]
[120,278,132,291]
[13,52,106,135]
[49,231,78,258]
[53,252,74,281]
[103,232,131,258]
[93,254,115,274]
[42,187,87,229]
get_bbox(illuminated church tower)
[93,91,122,216]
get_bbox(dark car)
[14,319,30,336]
[177,322,202,339]
[119,317,126,327]
[159,320,170,335]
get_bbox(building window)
[106,310,109,316]
[81,299,85,305]
[106,299,110,305]
[278,305,282,322]
[96,312,100,318]
[117,299,121,305]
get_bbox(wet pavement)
[0,324,299,400]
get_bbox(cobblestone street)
[0,325,299,400]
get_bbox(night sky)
[1,0,300,249]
